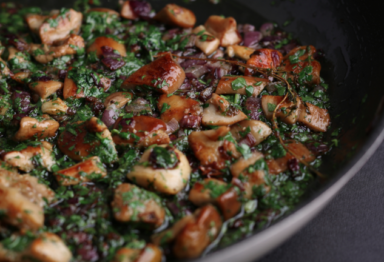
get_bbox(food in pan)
[0,1,331,261]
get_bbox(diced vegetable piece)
[204,16,242,47]
[41,98,68,115]
[192,25,220,56]
[155,4,196,28]
[28,80,63,99]
[14,116,59,141]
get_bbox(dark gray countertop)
[258,141,384,262]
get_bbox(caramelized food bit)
[30,34,85,64]
[189,178,241,220]
[10,71,31,83]
[104,92,132,109]
[111,183,165,228]
[204,16,242,47]
[57,117,117,162]
[113,244,162,262]
[230,151,268,199]
[299,101,330,132]
[39,9,83,45]
[245,48,283,74]
[120,0,152,20]
[155,4,196,28]
[122,53,185,95]
[28,80,63,99]
[266,141,315,174]
[230,120,272,146]
[227,45,255,60]
[113,115,170,147]
[2,142,55,172]
[14,116,59,141]
[41,98,68,115]
[28,233,72,262]
[202,94,247,126]
[189,126,241,170]
[192,25,220,56]
[261,95,302,125]
[25,14,49,33]
[87,36,127,57]
[215,76,268,96]
[173,205,222,259]
[157,94,202,123]
[127,146,191,194]
[55,156,106,186]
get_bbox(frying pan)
[11,0,384,261]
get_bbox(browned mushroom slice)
[39,9,83,45]
[188,126,241,170]
[113,244,162,262]
[173,205,223,259]
[152,215,195,245]
[230,151,269,199]
[113,115,170,147]
[0,233,72,262]
[104,92,133,109]
[155,4,196,28]
[298,102,330,132]
[30,34,85,64]
[280,45,321,86]
[10,71,31,83]
[230,120,272,146]
[2,141,55,172]
[245,49,283,74]
[0,185,44,231]
[189,178,241,220]
[87,36,127,58]
[121,1,140,20]
[0,58,10,78]
[111,183,165,228]
[202,94,247,126]
[41,98,68,116]
[261,95,302,125]
[192,25,220,56]
[127,145,191,195]
[28,80,63,99]
[7,47,27,63]
[25,14,49,34]
[57,117,117,162]
[226,45,255,60]
[55,156,106,186]
[215,76,268,96]
[13,115,59,141]
[157,94,202,124]
[266,140,316,174]
[0,95,10,116]
[121,52,185,95]
[204,16,242,47]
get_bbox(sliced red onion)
[239,133,257,147]
[287,158,300,173]
[166,118,180,134]
[199,87,214,102]
[179,115,201,129]
[211,49,225,59]
[305,142,329,156]
[185,65,210,79]
[102,105,119,128]
[129,0,152,19]
[179,79,191,90]
[244,31,263,49]
[6,33,28,51]
[245,97,262,120]
[180,34,197,49]
[163,28,180,41]
[101,46,121,58]
[238,24,255,33]
[31,75,52,82]
[11,91,33,113]
[101,46,125,71]
[206,61,232,71]
[260,23,275,37]
[180,52,207,69]
[125,98,152,114]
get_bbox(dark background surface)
[258,140,384,262]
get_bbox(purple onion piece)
[239,133,257,147]
[179,79,191,90]
[101,57,126,71]
[244,31,263,49]
[243,24,256,33]
[287,158,300,173]
[179,115,201,129]
[58,70,68,81]
[185,65,210,79]
[129,0,152,19]
[77,245,99,262]
[245,97,262,120]
[101,46,121,58]
[102,106,119,128]
[31,75,52,82]
[305,142,329,156]
[166,118,180,134]
[125,98,152,114]
[11,91,33,113]
[199,87,214,102]
[180,59,206,69]
[260,23,275,37]
[6,33,28,51]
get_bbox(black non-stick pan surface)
[9,0,384,261]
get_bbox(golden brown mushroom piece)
[0,58,10,78]
[55,156,107,186]
[226,45,255,60]
[230,120,272,147]
[28,80,63,99]
[112,115,170,147]
[2,142,56,172]
[204,15,242,47]
[30,34,85,64]
[261,95,330,132]
[127,145,191,195]
[87,36,127,58]
[215,76,268,96]
[230,151,269,199]
[266,140,316,175]
[41,98,68,116]
[104,92,133,109]
[157,94,202,123]
[121,52,185,95]
[155,4,196,28]
[13,115,59,141]
[189,178,241,220]
[192,25,220,56]
[57,117,118,162]
[111,183,166,228]
[39,9,83,45]
[25,14,49,34]
[0,233,72,262]
[113,244,162,262]
[202,94,247,126]
[245,48,283,75]
[188,126,241,170]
